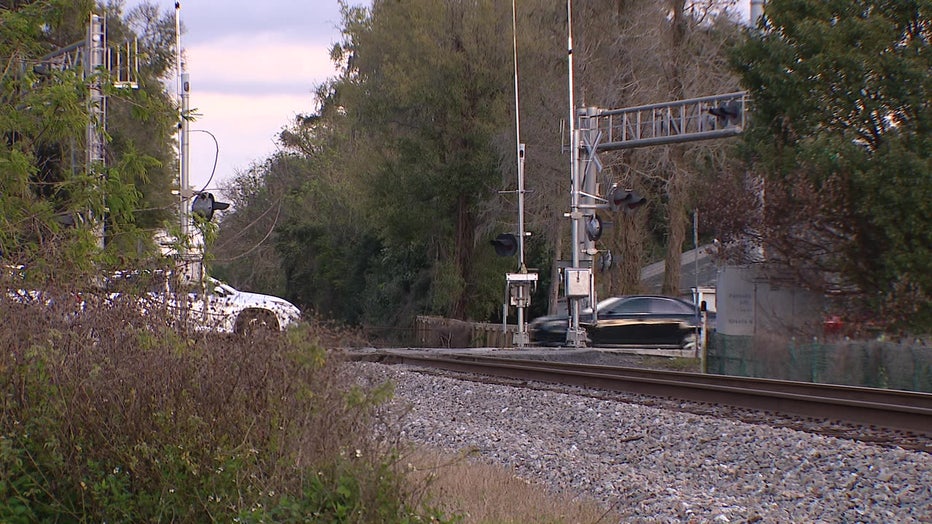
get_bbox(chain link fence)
[709,333,932,392]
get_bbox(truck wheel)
[234,309,279,335]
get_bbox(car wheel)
[681,332,698,350]
[234,309,279,335]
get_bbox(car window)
[590,297,622,314]
[105,271,169,294]
[649,298,695,315]
[609,297,652,314]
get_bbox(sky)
[124,1,361,194]
[123,0,753,195]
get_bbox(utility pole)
[176,2,191,245]
[564,0,588,347]
[35,12,139,249]
[169,3,228,284]
[174,2,202,285]
[87,13,106,249]
[498,0,538,348]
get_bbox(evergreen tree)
[330,0,515,322]
[728,0,932,331]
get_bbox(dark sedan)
[528,295,703,348]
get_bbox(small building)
[640,245,718,311]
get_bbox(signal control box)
[564,268,591,298]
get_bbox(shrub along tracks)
[351,348,932,453]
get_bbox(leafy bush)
[0,273,452,522]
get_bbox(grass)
[406,448,620,524]
[641,355,701,372]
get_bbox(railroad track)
[358,350,932,439]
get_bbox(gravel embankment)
[355,361,932,523]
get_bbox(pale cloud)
[182,35,339,192]
[186,35,337,95]
[133,0,351,193]
[187,91,316,192]
[174,1,348,45]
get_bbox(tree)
[331,0,515,321]
[215,0,748,330]
[725,0,932,331]
[2,0,101,271]
[104,0,180,244]
[0,0,180,273]
[213,78,385,324]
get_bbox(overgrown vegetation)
[0,268,456,522]
[2,264,629,522]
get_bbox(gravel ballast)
[356,361,932,523]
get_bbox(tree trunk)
[450,191,473,319]
[662,162,687,295]
[612,209,648,295]
[661,0,688,296]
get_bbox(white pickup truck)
[176,277,302,334]
[5,266,302,335]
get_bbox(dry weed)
[403,448,620,524]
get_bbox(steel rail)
[365,351,932,436]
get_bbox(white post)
[87,13,106,248]
[511,0,529,347]
[175,3,189,242]
[175,2,200,284]
[565,0,586,347]
[750,0,765,25]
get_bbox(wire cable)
[211,197,283,263]
[190,129,219,193]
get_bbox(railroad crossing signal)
[709,100,743,127]
[491,233,519,257]
[191,192,230,221]
[598,250,613,272]
[34,13,140,248]
[565,92,748,348]
[593,91,748,151]
[584,215,603,241]
[608,186,647,213]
